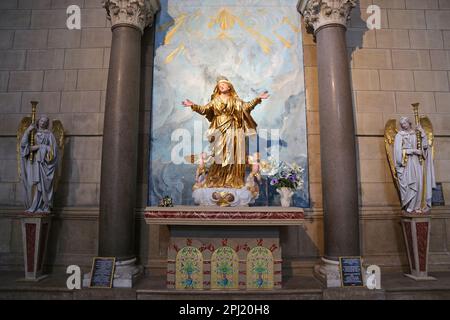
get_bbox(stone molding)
[103,0,160,33]
[144,206,305,226]
[297,0,356,32]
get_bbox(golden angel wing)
[384,119,400,194]
[419,116,434,148]
[16,117,32,180]
[420,115,434,160]
[51,120,65,192]
[51,120,65,151]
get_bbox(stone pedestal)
[145,206,304,290]
[401,214,436,281]
[314,257,341,288]
[19,214,52,281]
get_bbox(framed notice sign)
[339,256,364,287]
[432,182,445,206]
[89,257,116,288]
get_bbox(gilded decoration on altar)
[175,246,203,290]
[167,237,282,290]
[246,246,274,289]
[211,246,239,290]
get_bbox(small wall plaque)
[432,182,445,206]
[339,256,364,287]
[89,257,115,288]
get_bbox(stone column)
[98,0,159,287]
[298,0,359,287]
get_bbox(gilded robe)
[191,96,262,188]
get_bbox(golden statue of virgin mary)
[183,76,270,189]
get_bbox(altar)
[145,206,304,290]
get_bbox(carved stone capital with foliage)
[103,0,160,33]
[297,0,356,32]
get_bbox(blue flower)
[270,178,278,185]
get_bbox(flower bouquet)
[260,158,304,207]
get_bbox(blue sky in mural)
[149,0,309,207]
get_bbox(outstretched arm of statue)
[182,99,195,107]
[183,99,213,116]
[243,91,269,112]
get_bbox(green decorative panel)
[175,246,203,289]
[246,246,274,289]
[211,246,239,290]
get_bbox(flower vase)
[277,187,294,207]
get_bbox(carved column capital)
[103,0,160,33]
[297,0,356,32]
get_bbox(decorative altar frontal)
[145,207,304,290]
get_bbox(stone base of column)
[83,258,143,288]
[313,257,341,288]
[113,258,144,288]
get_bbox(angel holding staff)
[18,103,64,213]
[386,104,436,213]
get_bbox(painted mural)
[149,0,309,207]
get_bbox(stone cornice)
[297,0,356,32]
[103,0,160,33]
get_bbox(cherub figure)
[245,152,262,198]
[193,152,210,190]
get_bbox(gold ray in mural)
[165,44,185,64]
[281,17,301,33]
[273,30,292,48]
[159,20,174,32]
[208,8,237,30]
[164,14,188,45]
[208,8,274,54]
[217,31,233,40]
[237,19,273,54]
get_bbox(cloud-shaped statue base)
[193,187,258,207]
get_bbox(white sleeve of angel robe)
[394,133,419,211]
